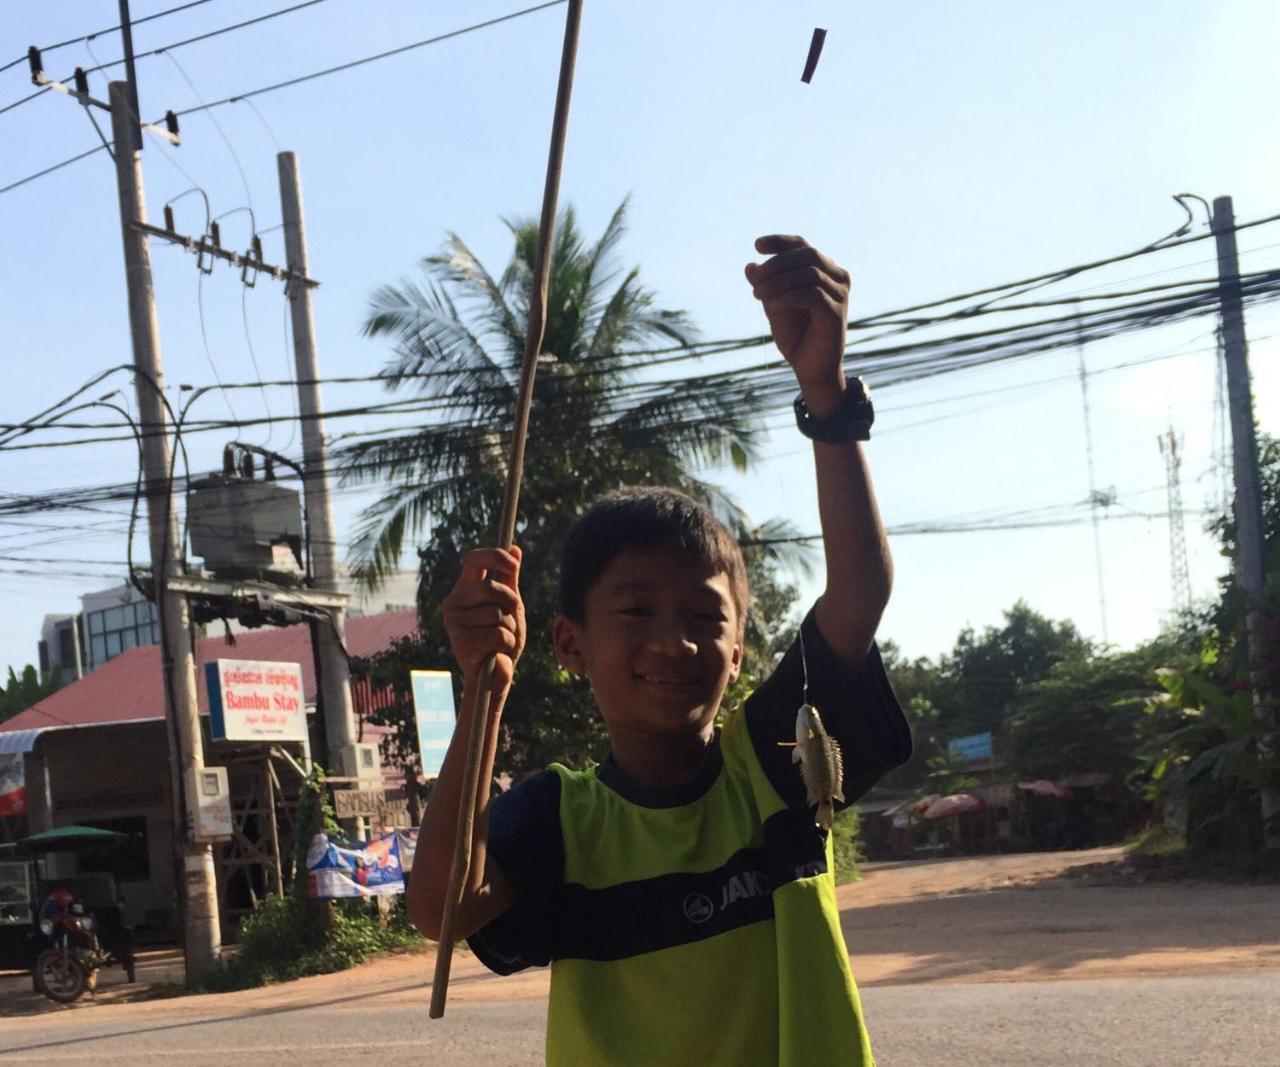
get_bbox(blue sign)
[948,732,994,763]
[411,670,456,777]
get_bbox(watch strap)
[793,380,874,443]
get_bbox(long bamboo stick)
[429,0,584,1019]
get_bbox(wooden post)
[264,754,284,898]
[429,0,585,1018]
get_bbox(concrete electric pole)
[277,152,359,773]
[109,81,222,978]
[1212,195,1280,848]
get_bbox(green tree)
[1005,639,1183,782]
[342,201,786,772]
[941,601,1090,739]
[878,604,1091,792]
[0,664,60,723]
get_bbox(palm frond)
[363,274,512,410]
[347,468,502,588]
[423,233,524,355]
[601,383,763,472]
[578,196,630,324]
[740,516,818,578]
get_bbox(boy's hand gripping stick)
[429,0,584,1019]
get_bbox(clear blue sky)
[3,0,1280,678]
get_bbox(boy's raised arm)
[407,547,524,941]
[746,235,892,668]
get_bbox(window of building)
[57,624,78,672]
[0,861,33,924]
[86,601,160,668]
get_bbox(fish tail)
[816,800,835,830]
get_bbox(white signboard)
[205,659,308,742]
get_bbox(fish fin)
[831,737,845,800]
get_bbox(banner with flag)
[306,830,405,899]
[0,754,26,817]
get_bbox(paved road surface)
[3,972,1274,1065]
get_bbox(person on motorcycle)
[39,886,76,925]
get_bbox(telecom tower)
[1158,428,1193,616]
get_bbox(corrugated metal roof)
[0,611,419,735]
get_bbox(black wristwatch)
[793,379,874,443]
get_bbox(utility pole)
[1212,195,1280,848]
[1075,310,1110,644]
[109,81,222,977]
[277,152,359,774]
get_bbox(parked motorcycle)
[33,888,135,1003]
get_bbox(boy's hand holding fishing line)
[748,234,890,669]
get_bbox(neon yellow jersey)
[469,612,909,1066]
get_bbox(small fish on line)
[801,27,827,83]
[780,702,845,829]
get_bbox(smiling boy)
[409,236,912,1065]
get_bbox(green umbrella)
[19,825,129,853]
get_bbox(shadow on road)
[843,873,1280,986]
[0,961,501,1056]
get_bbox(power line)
[0,0,220,74]
[0,143,109,196]
[79,0,331,81]
[3,266,1279,456]
[0,2,569,197]
[742,508,1219,547]
[169,1,570,119]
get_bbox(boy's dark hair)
[557,487,749,630]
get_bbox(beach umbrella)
[922,793,985,819]
[1017,780,1074,800]
[19,825,129,853]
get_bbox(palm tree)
[338,198,764,585]
[339,200,800,768]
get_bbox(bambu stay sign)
[205,659,308,743]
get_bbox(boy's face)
[553,544,743,740]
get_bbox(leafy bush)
[204,896,421,992]
[1142,646,1278,858]
[832,807,864,885]
[200,768,421,992]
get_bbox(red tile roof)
[0,611,419,734]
